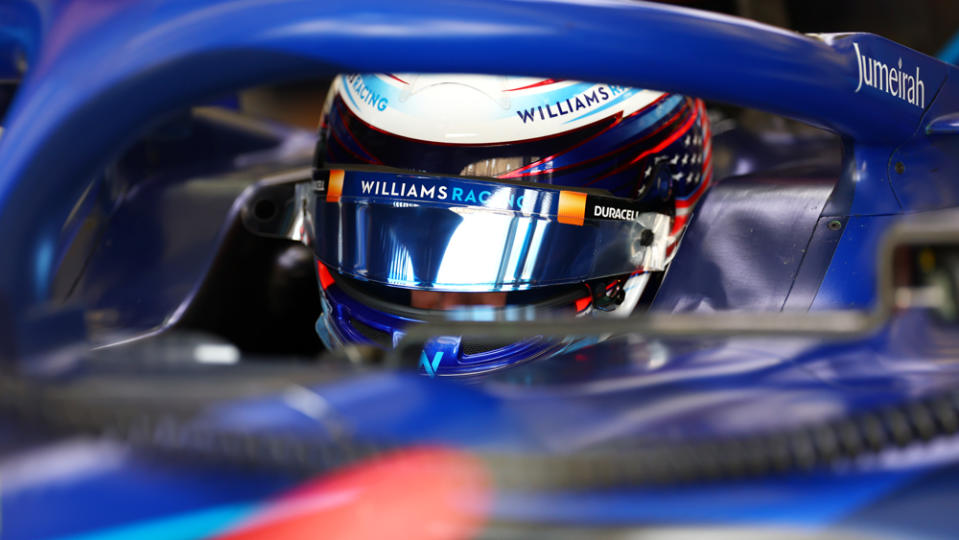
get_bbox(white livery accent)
[333,74,665,144]
[853,43,925,108]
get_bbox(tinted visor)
[311,168,670,292]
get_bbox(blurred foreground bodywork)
[6,1,959,539]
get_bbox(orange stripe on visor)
[326,169,345,203]
[557,190,587,226]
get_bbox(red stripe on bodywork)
[317,261,335,290]
[215,447,489,540]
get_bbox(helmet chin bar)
[589,272,653,318]
[596,211,671,317]
[584,211,669,315]
[581,211,668,316]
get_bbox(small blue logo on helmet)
[419,350,444,377]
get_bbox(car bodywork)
[4,0,959,538]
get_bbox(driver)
[306,74,711,375]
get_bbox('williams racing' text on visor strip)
[308,167,672,292]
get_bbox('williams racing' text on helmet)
[307,74,712,375]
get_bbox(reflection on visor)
[309,167,671,292]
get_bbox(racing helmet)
[309,74,712,375]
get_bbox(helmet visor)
[310,168,670,292]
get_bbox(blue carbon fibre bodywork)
[653,172,839,312]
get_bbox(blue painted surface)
[0,441,295,539]
[493,469,917,526]
[53,503,254,540]
[0,0,41,80]
[653,172,838,312]
[837,463,959,538]
[925,111,959,134]
[811,214,901,309]
[891,74,959,210]
[194,372,535,450]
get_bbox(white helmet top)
[330,73,666,144]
